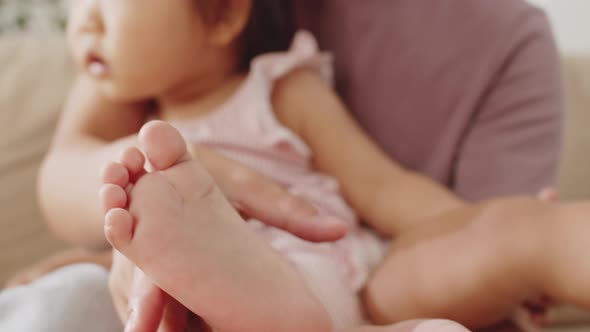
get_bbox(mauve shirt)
[294,0,564,201]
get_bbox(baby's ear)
[208,0,252,47]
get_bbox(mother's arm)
[364,6,566,325]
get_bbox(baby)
[35,0,590,331]
[62,0,416,330]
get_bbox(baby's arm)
[271,68,465,235]
[39,75,149,249]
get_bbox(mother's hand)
[109,250,190,332]
[192,145,348,242]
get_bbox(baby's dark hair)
[197,0,295,71]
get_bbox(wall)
[528,0,590,54]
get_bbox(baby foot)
[100,121,331,332]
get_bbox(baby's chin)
[96,78,153,103]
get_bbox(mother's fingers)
[236,184,349,242]
[194,145,348,242]
[346,320,470,332]
[108,250,133,321]
[125,269,165,332]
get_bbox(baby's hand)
[537,187,559,202]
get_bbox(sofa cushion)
[559,56,590,200]
[0,34,73,283]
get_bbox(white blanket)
[0,264,122,332]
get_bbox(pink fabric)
[294,0,565,201]
[171,31,385,328]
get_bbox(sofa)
[0,34,589,331]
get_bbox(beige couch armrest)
[0,34,74,284]
[559,56,590,200]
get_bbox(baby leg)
[536,201,590,309]
[364,204,543,329]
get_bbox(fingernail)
[414,320,467,332]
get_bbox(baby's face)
[67,0,213,101]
